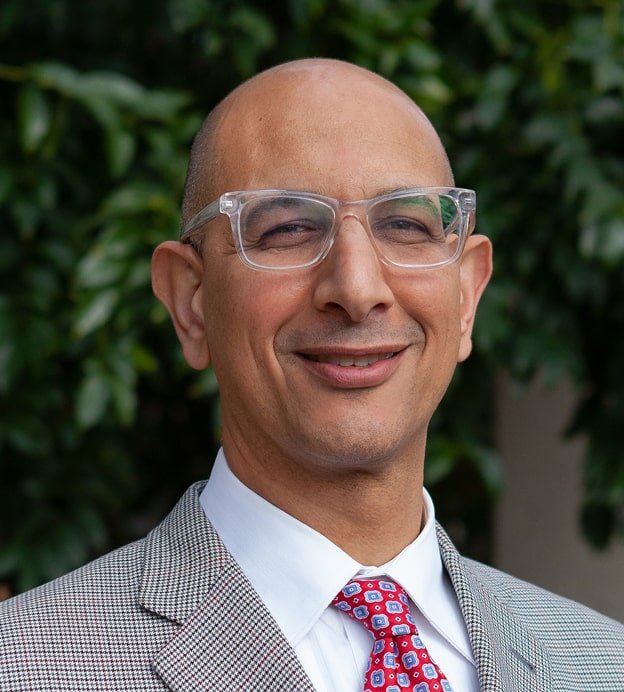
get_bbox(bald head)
[182,59,453,228]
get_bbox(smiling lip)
[296,347,407,388]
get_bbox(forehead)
[209,64,451,199]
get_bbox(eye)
[382,216,430,232]
[246,220,326,251]
[372,216,443,244]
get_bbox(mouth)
[303,352,397,367]
[295,346,407,388]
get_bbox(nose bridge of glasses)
[331,205,373,244]
[334,197,375,237]
[325,205,386,269]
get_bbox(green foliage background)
[1,0,623,594]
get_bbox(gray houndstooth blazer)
[1,481,623,691]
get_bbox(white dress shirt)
[200,448,478,692]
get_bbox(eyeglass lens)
[239,193,461,268]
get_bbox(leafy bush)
[1,0,622,593]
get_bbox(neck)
[301,475,425,565]
[222,436,426,566]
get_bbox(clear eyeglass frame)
[180,187,477,271]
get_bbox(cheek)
[397,272,461,331]
[203,266,308,361]
[433,295,463,357]
[398,276,464,374]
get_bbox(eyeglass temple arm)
[180,198,221,241]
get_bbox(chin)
[289,421,421,473]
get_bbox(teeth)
[310,352,395,367]
[353,356,372,367]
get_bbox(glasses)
[180,187,476,271]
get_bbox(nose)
[312,216,395,322]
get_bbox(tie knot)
[332,577,416,639]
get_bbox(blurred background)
[1,0,623,618]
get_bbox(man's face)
[182,65,489,478]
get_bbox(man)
[1,59,623,691]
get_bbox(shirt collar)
[200,449,359,646]
[358,505,474,660]
[200,448,472,660]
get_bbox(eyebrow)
[244,196,317,226]
[382,185,420,195]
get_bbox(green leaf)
[74,504,106,550]
[75,250,124,289]
[75,370,111,428]
[470,445,504,496]
[30,61,82,96]
[189,366,220,397]
[473,64,518,130]
[100,181,166,216]
[131,344,158,373]
[405,42,440,72]
[425,450,456,486]
[127,259,151,289]
[17,85,51,153]
[134,89,191,120]
[110,377,136,425]
[73,290,118,336]
[81,71,146,110]
[424,438,459,485]
[78,94,120,130]
[9,197,40,237]
[228,6,276,75]
[105,127,136,178]
[595,56,624,92]
[6,418,51,456]
[414,75,452,105]
[580,215,624,265]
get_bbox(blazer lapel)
[139,482,555,691]
[139,482,315,692]
[436,525,552,692]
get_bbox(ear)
[457,233,493,362]
[151,241,211,370]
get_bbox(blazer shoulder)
[0,538,175,691]
[462,555,623,631]
[0,537,147,621]
[438,523,624,690]
[462,555,624,687]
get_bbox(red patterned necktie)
[332,577,453,692]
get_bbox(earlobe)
[151,241,212,370]
[457,234,493,362]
